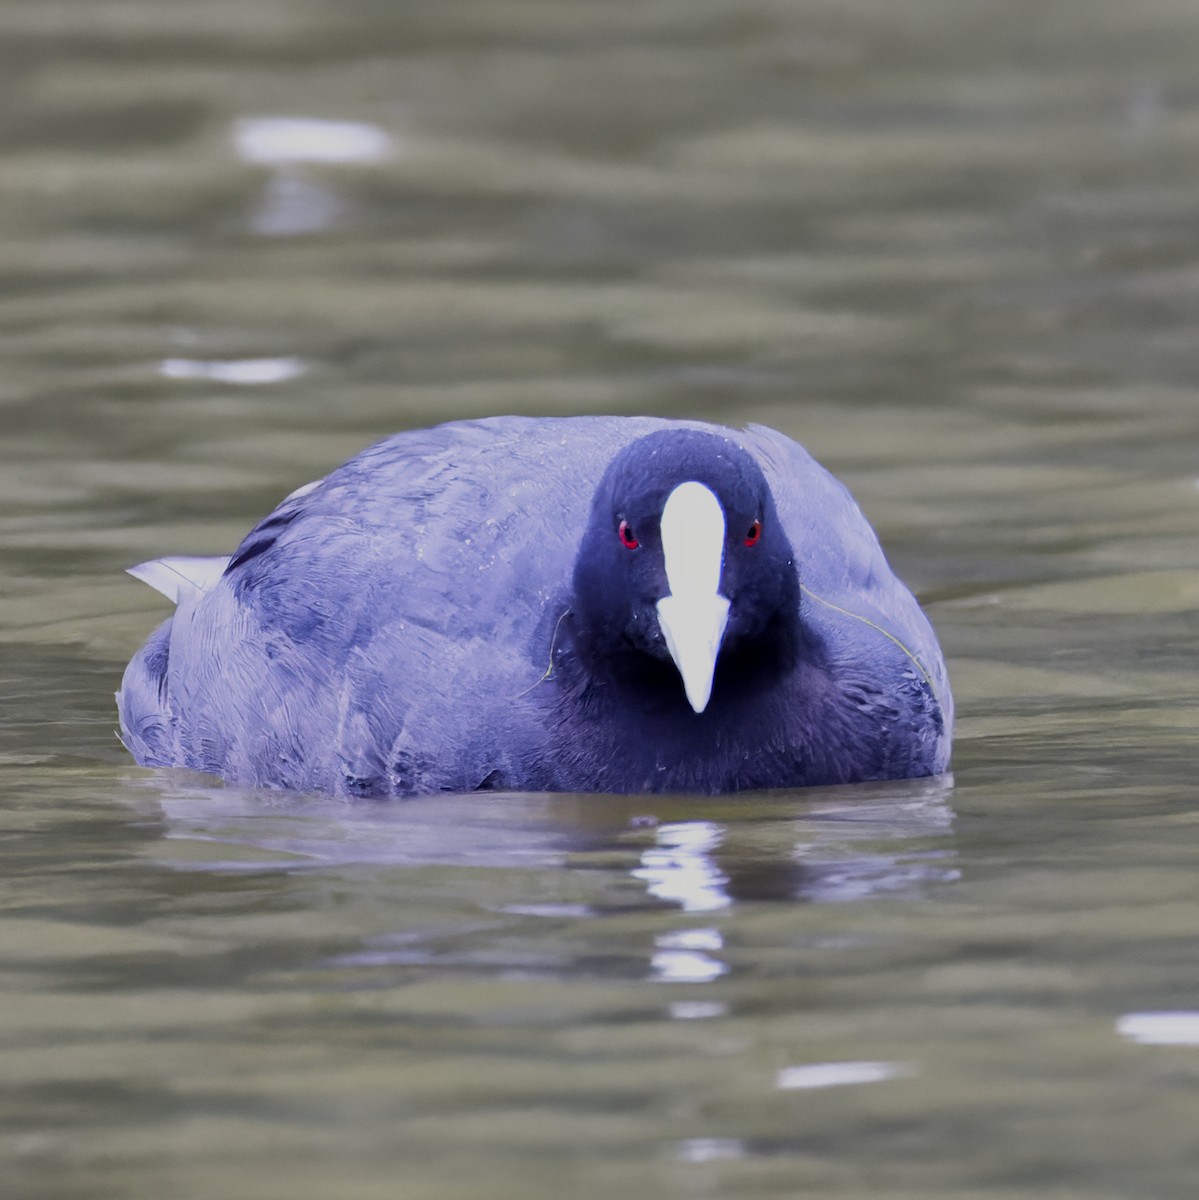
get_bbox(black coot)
[118,416,951,796]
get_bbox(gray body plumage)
[118,416,952,796]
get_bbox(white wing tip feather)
[127,556,231,605]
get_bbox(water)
[3,0,1199,1196]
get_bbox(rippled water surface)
[3,2,1199,1197]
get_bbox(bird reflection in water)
[130,775,956,987]
[634,776,958,910]
[630,778,957,990]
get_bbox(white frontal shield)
[655,481,730,713]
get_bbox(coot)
[118,416,951,795]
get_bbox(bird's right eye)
[618,520,639,549]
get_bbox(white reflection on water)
[141,777,958,909]
[233,117,394,165]
[247,173,345,237]
[676,1137,746,1163]
[143,784,576,871]
[668,1000,728,1020]
[628,781,957,911]
[633,820,730,912]
[794,848,961,902]
[501,903,596,919]
[159,357,308,385]
[135,777,958,991]
[792,780,960,902]
[777,1060,915,1090]
[650,926,728,984]
[1117,1012,1199,1045]
[232,116,394,237]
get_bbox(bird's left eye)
[744,519,762,547]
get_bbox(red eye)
[744,519,762,547]
[618,519,639,550]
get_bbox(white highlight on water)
[231,117,394,236]
[668,1000,728,1020]
[1117,1011,1199,1045]
[676,1138,746,1164]
[232,117,394,165]
[681,1132,744,1161]
[776,1061,915,1090]
[633,820,730,913]
[159,357,307,385]
[652,926,726,980]
[649,944,727,984]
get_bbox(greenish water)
[3,1,1199,1197]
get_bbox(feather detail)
[127,556,232,605]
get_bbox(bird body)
[118,416,951,796]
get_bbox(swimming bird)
[118,417,951,796]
